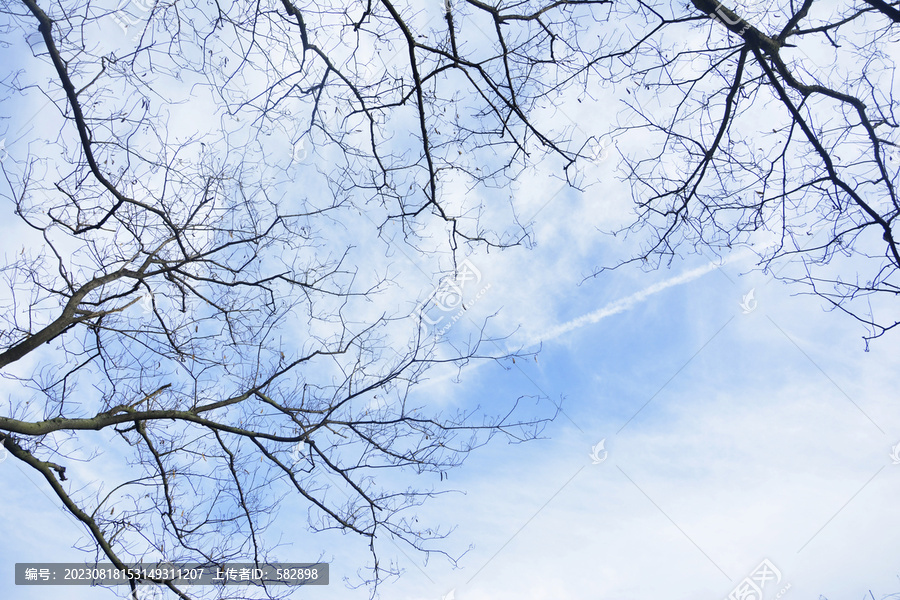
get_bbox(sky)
[2,1,900,600]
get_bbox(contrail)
[414,251,752,394]
[526,253,750,347]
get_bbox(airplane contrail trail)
[525,252,751,348]
[414,251,753,394]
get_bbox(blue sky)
[2,205,899,599]
[378,243,900,600]
[2,1,900,599]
